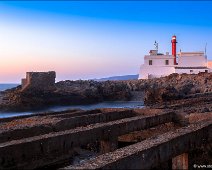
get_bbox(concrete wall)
[144,55,175,66]
[139,65,175,79]
[0,110,135,143]
[21,71,56,91]
[0,111,173,169]
[139,54,175,79]
[178,53,207,67]
[67,121,211,170]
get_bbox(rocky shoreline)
[0,73,211,169]
[0,73,211,112]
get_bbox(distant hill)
[92,74,139,81]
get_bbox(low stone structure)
[21,71,56,91]
[0,109,173,169]
[67,121,211,170]
[0,108,211,169]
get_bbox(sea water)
[0,84,144,118]
[0,84,19,91]
[0,101,144,118]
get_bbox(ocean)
[0,84,19,91]
[0,84,144,118]
[0,101,144,118]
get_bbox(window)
[165,60,169,65]
[149,60,153,65]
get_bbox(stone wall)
[67,121,211,170]
[21,71,56,91]
[0,109,135,143]
[0,111,173,169]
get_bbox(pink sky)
[1,1,212,83]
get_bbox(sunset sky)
[0,1,212,83]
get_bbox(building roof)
[178,51,205,56]
[179,51,204,54]
[145,55,174,59]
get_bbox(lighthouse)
[171,35,177,65]
[138,35,211,79]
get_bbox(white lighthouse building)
[138,36,212,79]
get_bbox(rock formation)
[143,72,212,105]
[0,72,211,112]
[0,80,131,111]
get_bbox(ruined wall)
[0,111,173,169]
[21,79,27,88]
[21,71,56,91]
[67,121,211,170]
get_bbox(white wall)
[144,55,175,66]
[178,55,207,67]
[139,65,175,79]
[139,54,175,79]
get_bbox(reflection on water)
[0,101,144,118]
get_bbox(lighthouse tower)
[171,35,177,65]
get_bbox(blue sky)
[0,1,212,82]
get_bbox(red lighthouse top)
[172,35,176,40]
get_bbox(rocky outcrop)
[0,80,131,112]
[143,73,212,105]
[56,80,131,101]
[0,73,211,112]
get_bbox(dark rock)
[144,73,212,105]
[0,73,211,112]
[0,80,131,112]
[201,107,209,113]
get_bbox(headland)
[0,72,211,169]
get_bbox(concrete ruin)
[0,108,211,170]
[21,71,56,91]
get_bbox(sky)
[0,1,212,83]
